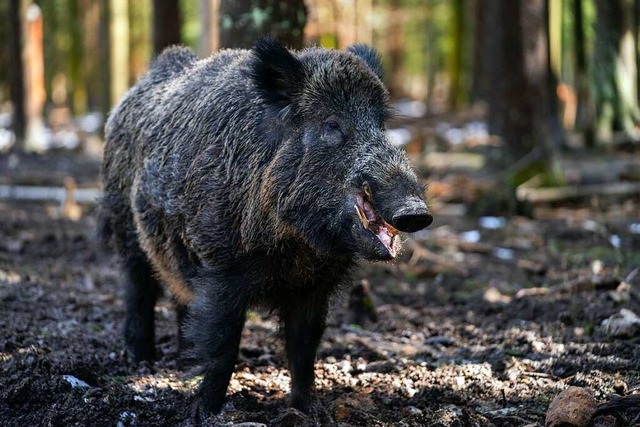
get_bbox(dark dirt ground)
[1,152,640,426]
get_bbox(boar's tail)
[147,46,198,82]
[95,192,128,250]
[95,197,114,249]
[95,212,111,249]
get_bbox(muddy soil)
[1,153,639,426]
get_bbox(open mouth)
[354,192,399,258]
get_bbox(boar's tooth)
[355,204,369,229]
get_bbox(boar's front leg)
[188,276,248,416]
[281,294,329,413]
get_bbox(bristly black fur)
[99,37,430,420]
[347,44,384,80]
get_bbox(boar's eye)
[321,116,346,145]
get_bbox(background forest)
[2,0,640,158]
[1,1,640,427]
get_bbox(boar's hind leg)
[282,295,329,412]
[188,278,248,416]
[123,253,162,363]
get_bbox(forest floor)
[0,151,639,426]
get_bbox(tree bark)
[449,0,464,109]
[24,4,46,152]
[218,0,307,49]
[69,0,86,115]
[573,0,595,146]
[199,0,219,56]
[8,0,26,147]
[110,0,129,106]
[592,0,640,143]
[484,0,551,161]
[130,0,151,80]
[152,0,181,55]
[386,0,403,97]
[471,0,486,103]
[99,0,111,116]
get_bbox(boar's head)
[250,38,432,260]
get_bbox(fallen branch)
[516,181,640,203]
[0,184,101,204]
[515,275,620,299]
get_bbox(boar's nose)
[391,198,433,232]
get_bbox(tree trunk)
[130,0,151,80]
[199,0,220,56]
[0,2,7,100]
[84,0,101,112]
[24,4,47,152]
[386,0,403,97]
[545,0,566,148]
[99,0,111,116]
[110,0,129,106]
[484,0,551,161]
[69,0,86,115]
[592,0,640,144]
[471,0,486,103]
[218,0,307,49]
[152,0,181,55]
[8,0,26,148]
[573,0,595,146]
[449,0,464,109]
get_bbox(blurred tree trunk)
[84,0,100,112]
[100,0,111,116]
[110,0,129,106]
[573,0,595,146]
[0,2,7,100]
[386,0,403,96]
[592,0,640,144]
[8,0,26,149]
[69,0,86,115]
[199,0,219,56]
[38,0,55,105]
[471,0,486,103]
[24,4,46,152]
[548,0,562,80]
[218,0,307,49]
[484,0,553,161]
[152,0,181,55]
[130,0,151,80]
[545,0,566,149]
[449,0,464,109]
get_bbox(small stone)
[116,411,137,427]
[545,386,596,427]
[63,374,90,389]
[483,286,511,304]
[402,406,423,416]
[607,282,631,303]
[601,309,640,338]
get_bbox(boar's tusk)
[355,204,369,229]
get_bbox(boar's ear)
[251,37,305,109]
[347,44,384,80]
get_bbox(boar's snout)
[391,198,433,232]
